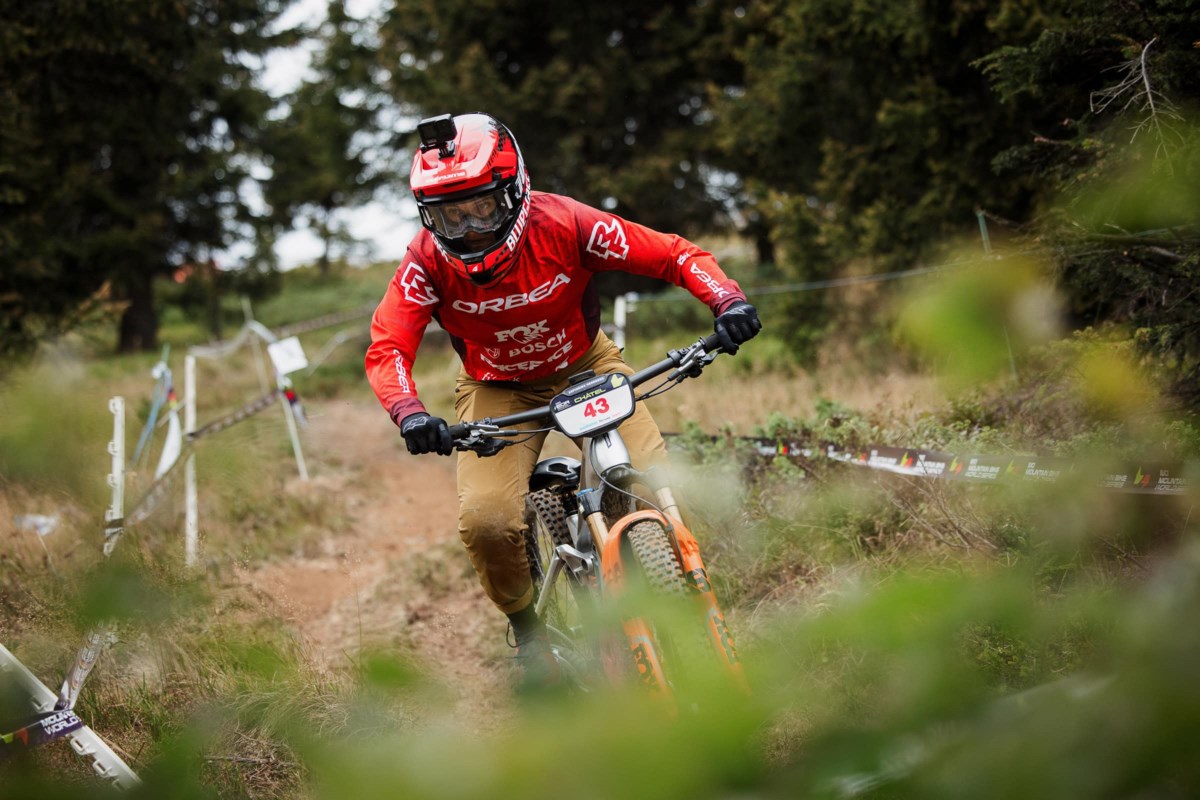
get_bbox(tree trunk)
[753,225,776,267]
[319,235,331,277]
[117,271,159,353]
[317,213,332,277]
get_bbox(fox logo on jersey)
[495,319,550,344]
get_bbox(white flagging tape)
[188,302,376,362]
[59,400,123,716]
[188,322,258,360]
[155,402,183,481]
[0,643,141,789]
[186,387,286,441]
[305,326,369,375]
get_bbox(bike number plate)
[550,373,636,438]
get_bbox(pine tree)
[0,0,294,356]
[263,0,394,277]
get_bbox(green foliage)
[713,0,1044,267]
[9,6,1200,798]
[975,11,1200,402]
[377,0,742,237]
[0,0,295,358]
[262,2,395,277]
[897,251,1063,391]
[0,361,112,506]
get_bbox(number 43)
[583,397,611,418]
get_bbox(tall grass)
[4,224,1200,797]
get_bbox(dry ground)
[236,396,518,726]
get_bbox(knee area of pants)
[459,496,522,542]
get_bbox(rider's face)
[442,195,499,226]
[423,189,507,250]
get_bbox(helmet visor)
[421,189,511,240]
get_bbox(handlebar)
[447,332,728,445]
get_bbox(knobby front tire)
[624,520,717,694]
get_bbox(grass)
[4,255,1200,798]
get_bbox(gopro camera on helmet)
[417,114,458,158]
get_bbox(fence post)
[105,397,124,532]
[184,354,198,568]
[614,292,638,350]
[975,208,993,255]
[278,381,309,481]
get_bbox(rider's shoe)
[513,630,563,693]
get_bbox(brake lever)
[668,342,715,381]
[454,423,512,457]
[474,438,511,457]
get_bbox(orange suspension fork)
[585,499,672,696]
[601,505,749,695]
[668,517,749,693]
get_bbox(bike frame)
[450,334,748,697]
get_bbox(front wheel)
[624,520,724,695]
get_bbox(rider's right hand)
[400,412,453,456]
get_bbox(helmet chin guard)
[410,113,532,284]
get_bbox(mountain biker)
[365,112,761,689]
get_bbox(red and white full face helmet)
[410,113,531,286]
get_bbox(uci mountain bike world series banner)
[822,445,1191,495]
[678,436,1194,496]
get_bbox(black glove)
[400,412,453,456]
[714,301,762,355]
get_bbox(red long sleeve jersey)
[365,192,747,424]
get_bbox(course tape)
[102,387,295,557]
[188,323,259,360]
[186,387,284,442]
[274,302,376,339]
[668,436,1193,495]
[0,643,140,788]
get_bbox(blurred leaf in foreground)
[898,254,1062,391]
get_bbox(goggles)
[420,188,513,240]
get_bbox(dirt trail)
[239,397,515,722]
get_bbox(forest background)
[3,1,1200,798]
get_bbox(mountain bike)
[449,333,747,701]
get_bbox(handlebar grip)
[447,423,470,440]
[702,332,726,353]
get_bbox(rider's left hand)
[714,301,762,355]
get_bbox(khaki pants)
[453,331,668,614]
